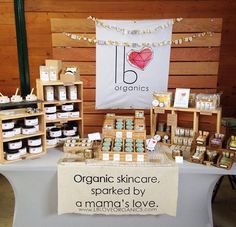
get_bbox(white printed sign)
[96,19,173,109]
[58,163,179,216]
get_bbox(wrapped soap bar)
[152,91,173,107]
[195,93,221,110]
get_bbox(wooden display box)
[102,113,146,139]
[63,138,93,154]
[209,134,225,149]
[203,147,221,166]
[36,79,84,148]
[227,136,236,151]
[190,145,206,164]
[0,108,46,164]
[194,132,209,146]
[217,149,235,169]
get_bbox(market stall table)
[0,148,235,227]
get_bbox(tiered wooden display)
[0,108,46,164]
[36,79,84,148]
[99,112,147,162]
[150,106,222,143]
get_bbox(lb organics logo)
[114,46,152,92]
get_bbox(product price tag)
[113,154,120,161]
[126,131,133,138]
[137,154,144,162]
[200,112,212,116]
[125,154,133,162]
[102,153,109,161]
[167,113,177,127]
[116,131,123,138]
[175,156,183,163]
[154,108,165,114]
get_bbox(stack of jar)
[5,136,43,161]
[45,103,80,121]
[46,122,79,147]
[2,117,39,139]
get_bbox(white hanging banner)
[96,19,173,109]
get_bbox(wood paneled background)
[0,0,236,135]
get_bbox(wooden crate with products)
[99,111,147,162]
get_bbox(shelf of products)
[0,108,46,164]
[150,106,222,141]
[36,79,84,148]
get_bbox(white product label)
[102,153,109,161]
[88,132,101,141]
[113,154,120,161]
[137,154,144,162]
[40,71,49,81]
[50,71,57,81]
[175,156,183,163]
[126,131,133,139]
[116,131,122,138]
[125,154,133,162]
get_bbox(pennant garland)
[63,31,214,47]
[87,16,183,35]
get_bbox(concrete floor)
[0,174,235,227]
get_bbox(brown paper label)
[167,113,177,127]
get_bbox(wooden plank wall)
[0,0,236,134]
[0,0,20,95]
[22,0,235,135]
[50,17,222,135]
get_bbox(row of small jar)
[2,117,40,139]
[44,85,78,101]
[4,137,43,161]
[46,123,79,146]
[45,103,80,120]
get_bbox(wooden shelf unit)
[36,79,84,147]
[150,106,222,143]
[0,108,46,164]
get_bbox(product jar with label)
[28,145,43,154]
[49,127,62,138]
[46,113,57,121]
[24,116,39,126]
[5,149,21,161]
[28,136,42,147]
[70,110,80,118]
[3,129,15,138]
[8,139,22,150]
[22,126,37,135]
[45,104,57,114]
[57,111,69,119]
[2,120,14,130]
[63,126,76,137]
[19,146,27,156]
[62,103,74,112]
[46,137,58,146]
